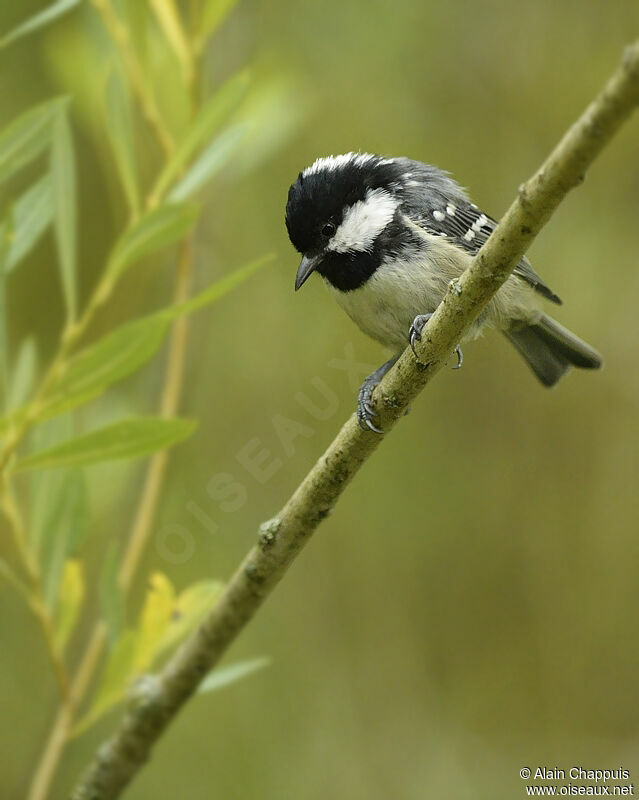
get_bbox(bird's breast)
[325,250,456,351]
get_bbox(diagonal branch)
[69,40,639,800]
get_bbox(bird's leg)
[409,313,463,369]
[357,356,399,434]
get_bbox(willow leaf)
[44,315,169,409]
[0,0,83,49]
[51,110,77,320]
[151,69,249,202]
[132,572,175,672]
[199,657,270,694]
[0,98,66,184]
[104,202,199,285]
[16,417,197,471]
[42,469,87,608]
[168,123,246,201]
[6,175,54,273]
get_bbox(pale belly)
[326,248,460,352]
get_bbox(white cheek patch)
[329,189,398,253]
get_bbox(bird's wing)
[414,200,562,305]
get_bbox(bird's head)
[285,152,410,292]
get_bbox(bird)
[285,152,602,433]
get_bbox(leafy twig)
[27,237,195,800]
[27,11,202,793]
[90,0,175,157]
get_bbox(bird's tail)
[504,314,602,387]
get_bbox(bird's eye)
[321,222,336,238]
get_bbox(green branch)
[69,40,639,800]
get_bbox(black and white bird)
[285,152,602,432]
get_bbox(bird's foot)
[409,313,464,369]
[357,380,384,434]
[408,313,433,358]
[356,356,399,435]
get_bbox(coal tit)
[285,152,602,432]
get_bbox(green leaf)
[104,203,199,286]
[16,416,197,471]
[0,0,83,49]
[105,70,140,216]
[50,110,77,320]
[155,579,224,659]
[74,629,136,735]
[133,572,175,672]
[169,124,246,202]
[151,69,250,203]
[8,338,38,411]
[0,97,65,185]
[59,252,272,390]
[26,389,101,430]
[42,469,87,608]
[53,558,84,652]
[100,541,123,645]
[5,175,54,273]
[0,254,271,432]
[167,252,273,319]
[199,657,270,694]
[43,315,169,410]
[197,0,238,42]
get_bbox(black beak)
[295,255,318,291]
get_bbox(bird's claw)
[408,313,464,370]
[357,382,384,434]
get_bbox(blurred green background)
[1,0,639,798]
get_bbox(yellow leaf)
[133,572,175,672]
[53,558,85,652]
[156,579,224,659]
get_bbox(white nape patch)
[446,203,456,216]
[472,213,488,232]
[329,188,398,253]
[432,209,445,222]
[463,229,475,241]
[302,152,389,177]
